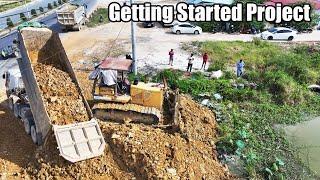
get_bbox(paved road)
[0,0,98,50]
[0,0,99,30]
[0,0,59,29]
[0,0,99,90]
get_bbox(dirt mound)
[101,122,230,179]
[22,133,134,179]
[18,94,230,179]
[0,98,36,179]
[33,63,89,125]
[177,95,218,143]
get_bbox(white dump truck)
[56,0,87,31]
[2,26,105,163]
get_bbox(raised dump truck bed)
[17,27,105,162]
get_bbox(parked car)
[260,27,297,41]
[143,21,155,28]
[160,20,180,27]
[171,23,202,35]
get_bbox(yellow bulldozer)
[89,58,179,125]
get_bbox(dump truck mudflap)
[53,119,106,163]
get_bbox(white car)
[260,27,297,41]
[171,23,202,35]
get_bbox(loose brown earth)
[0,20,232,179]
[33,63,89,125]
[20,94,231,179]
[0,85,232,179]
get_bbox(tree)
[6,18,14,28]
[58,0,62,5]
[39,7,44,13]
[278,2,320,32]
[20,13,27,22]
[62,0,67,3]
[47,3,53,10]
[53,1,58,7]
[31,9,37,17]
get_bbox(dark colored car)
[143,21,155,28]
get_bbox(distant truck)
[56,1,88,31]
[2,26,105,163]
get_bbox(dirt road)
[60,21,320,77]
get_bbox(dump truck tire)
[31,125,38,144]
[8,98,14,110]
[23,118,33,135]
[13,103,20,118]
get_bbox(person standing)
[168,49,174,66]
[201,52,209,70]
[187,53,194,72]
[236,59,245,77]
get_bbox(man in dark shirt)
[168,49,174,66]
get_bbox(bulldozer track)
[93,103,161,124]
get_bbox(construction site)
[0,17,232,180]
[1,0,320,179]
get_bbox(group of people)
[168,49,209,72]
[168,49,245,77]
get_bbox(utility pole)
[130,0,137,75]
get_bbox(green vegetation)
[6,18,14,27]
[0,0,31,13]
[39,7,44,13]
[87,8,109,27]
[53,1,58,7]
[58,0,62,5]
[47,3,53,10]
[19,13,27,22]
[31,9,37,17]
[196,1,319,33]
[152,41,320,179]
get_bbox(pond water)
[284,117,320,176]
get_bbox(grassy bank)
[87,8,108,27]
[152,41,320,179]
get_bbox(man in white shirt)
[187,53,194,72]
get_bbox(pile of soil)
[21,94,231,179]
[33,63,89,125]
[22,133,134,179]
[101,123,230,179]
[177,95,218,143]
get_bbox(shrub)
[279,2,319,32]
[48,3,53,9]
[31,9,37,17]
[20,13,27,22]
[53,1,58,7]
[39,7,44,13]
[6,18,14,27]
[208,59,228,71]
[195,22,215,32]
[58,0,62,4]
[263,71,303,105]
